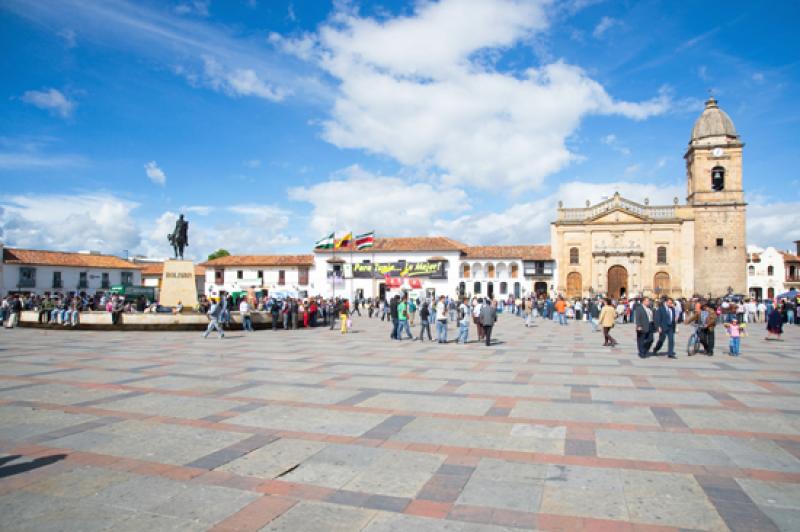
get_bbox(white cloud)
[282,0,670,193]
[752,72,764,83]
[592,16,617,38]
[175,0,209,17]
[243,158,261,168]
[0,152,85,170]
[144,161,166,185]
[288,165,470,236]
[201,56,287,101]
[0,193,142,254]
[747,200,800,249]
[58,28,77,48]
[20,88,75,118]
[435,180,684,245]
[600,133,630,155]
[697,65,709,82]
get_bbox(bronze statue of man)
[168,214,189,259]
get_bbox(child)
[725,319,742,356]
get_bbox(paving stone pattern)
[1,315,799,530]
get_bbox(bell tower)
[685,96,747,296]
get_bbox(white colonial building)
[0,244,142,296]
[200,255,313,297]
[312,237,555,301]
[747,243,800,300]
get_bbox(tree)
[207,249,231,261]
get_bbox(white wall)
[204,265,311,296]
[1,263,142,296]
[747,246,785,298]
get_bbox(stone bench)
[18,310,296,331]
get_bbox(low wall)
[18,311,290,331]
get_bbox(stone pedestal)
[159,260,198,307]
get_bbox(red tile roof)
[462,245,551,260]
[316,237,466,253]
[201,255,314,267]
[2,248,138,269]
[781,251,800,262]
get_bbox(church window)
[716,238,724,247]
[656,246,667,264]
[767,266,774,276]
[748,265,754,276]
[569,247,579,265]
[711,166,725,191]
[462,263,470,278]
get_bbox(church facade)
[551,97,747,299]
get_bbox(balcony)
[17,279,35,289]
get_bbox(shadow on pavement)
[0,454,67,479]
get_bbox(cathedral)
[551,97,747,299]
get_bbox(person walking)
[652,297,677,358]
[766,305,784,341]
[725,318,743,355]
[270,298,280,330]
[418,301,433,341]
[397,296,413,340]
[389,295,400,339]
[472,298,484,341]
[588,298,601,332]
[633,297,655,358]
[555,296,567,326]
[598,298,618,346]
[435,295,448,343]
[240,299,254,332]
[457,298,470,343]
[479,299,497,346]
[290,298,299,330]
[203,298,225,339]
[699,303,717,355]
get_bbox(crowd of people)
[2,290,797,358]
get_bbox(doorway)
[566,272,582,299]
[607,265,628,299]
[487,282,494,299]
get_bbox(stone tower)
[685,97,747,296]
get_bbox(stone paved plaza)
[1,316,799,531]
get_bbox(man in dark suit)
[652,297,677,358]
[633,297,655,358]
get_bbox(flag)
[314,232,335,249]
[336,232,353,249]
[355,231,374,250]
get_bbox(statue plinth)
[160,260,198,308]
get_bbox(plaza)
[1,316,799,531]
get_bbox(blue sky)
[1,0,798,260]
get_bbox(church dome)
[691,97,738,142]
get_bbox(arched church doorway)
[607,266,628,299]
[566,272,582,299]
[653,272,670,296]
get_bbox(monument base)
[159,260,198,308]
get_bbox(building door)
[768,287,775,299]
[607,266,628,298]
[487,282,494,299]
[566,272,582,299]
[458,282,466,297]
[378,283,386,301]
[514,282,521,298]
[750,287,762,300]
[653,272,670,296]
[534,281,547,296]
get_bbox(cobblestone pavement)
[1,314,799,531]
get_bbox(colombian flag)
[336,232,353,249]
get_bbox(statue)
[168,214,189,260]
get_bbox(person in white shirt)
[457,299,470,343]
[472,298,484,341]
[239,299,253,332]
[435,296,448,343]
